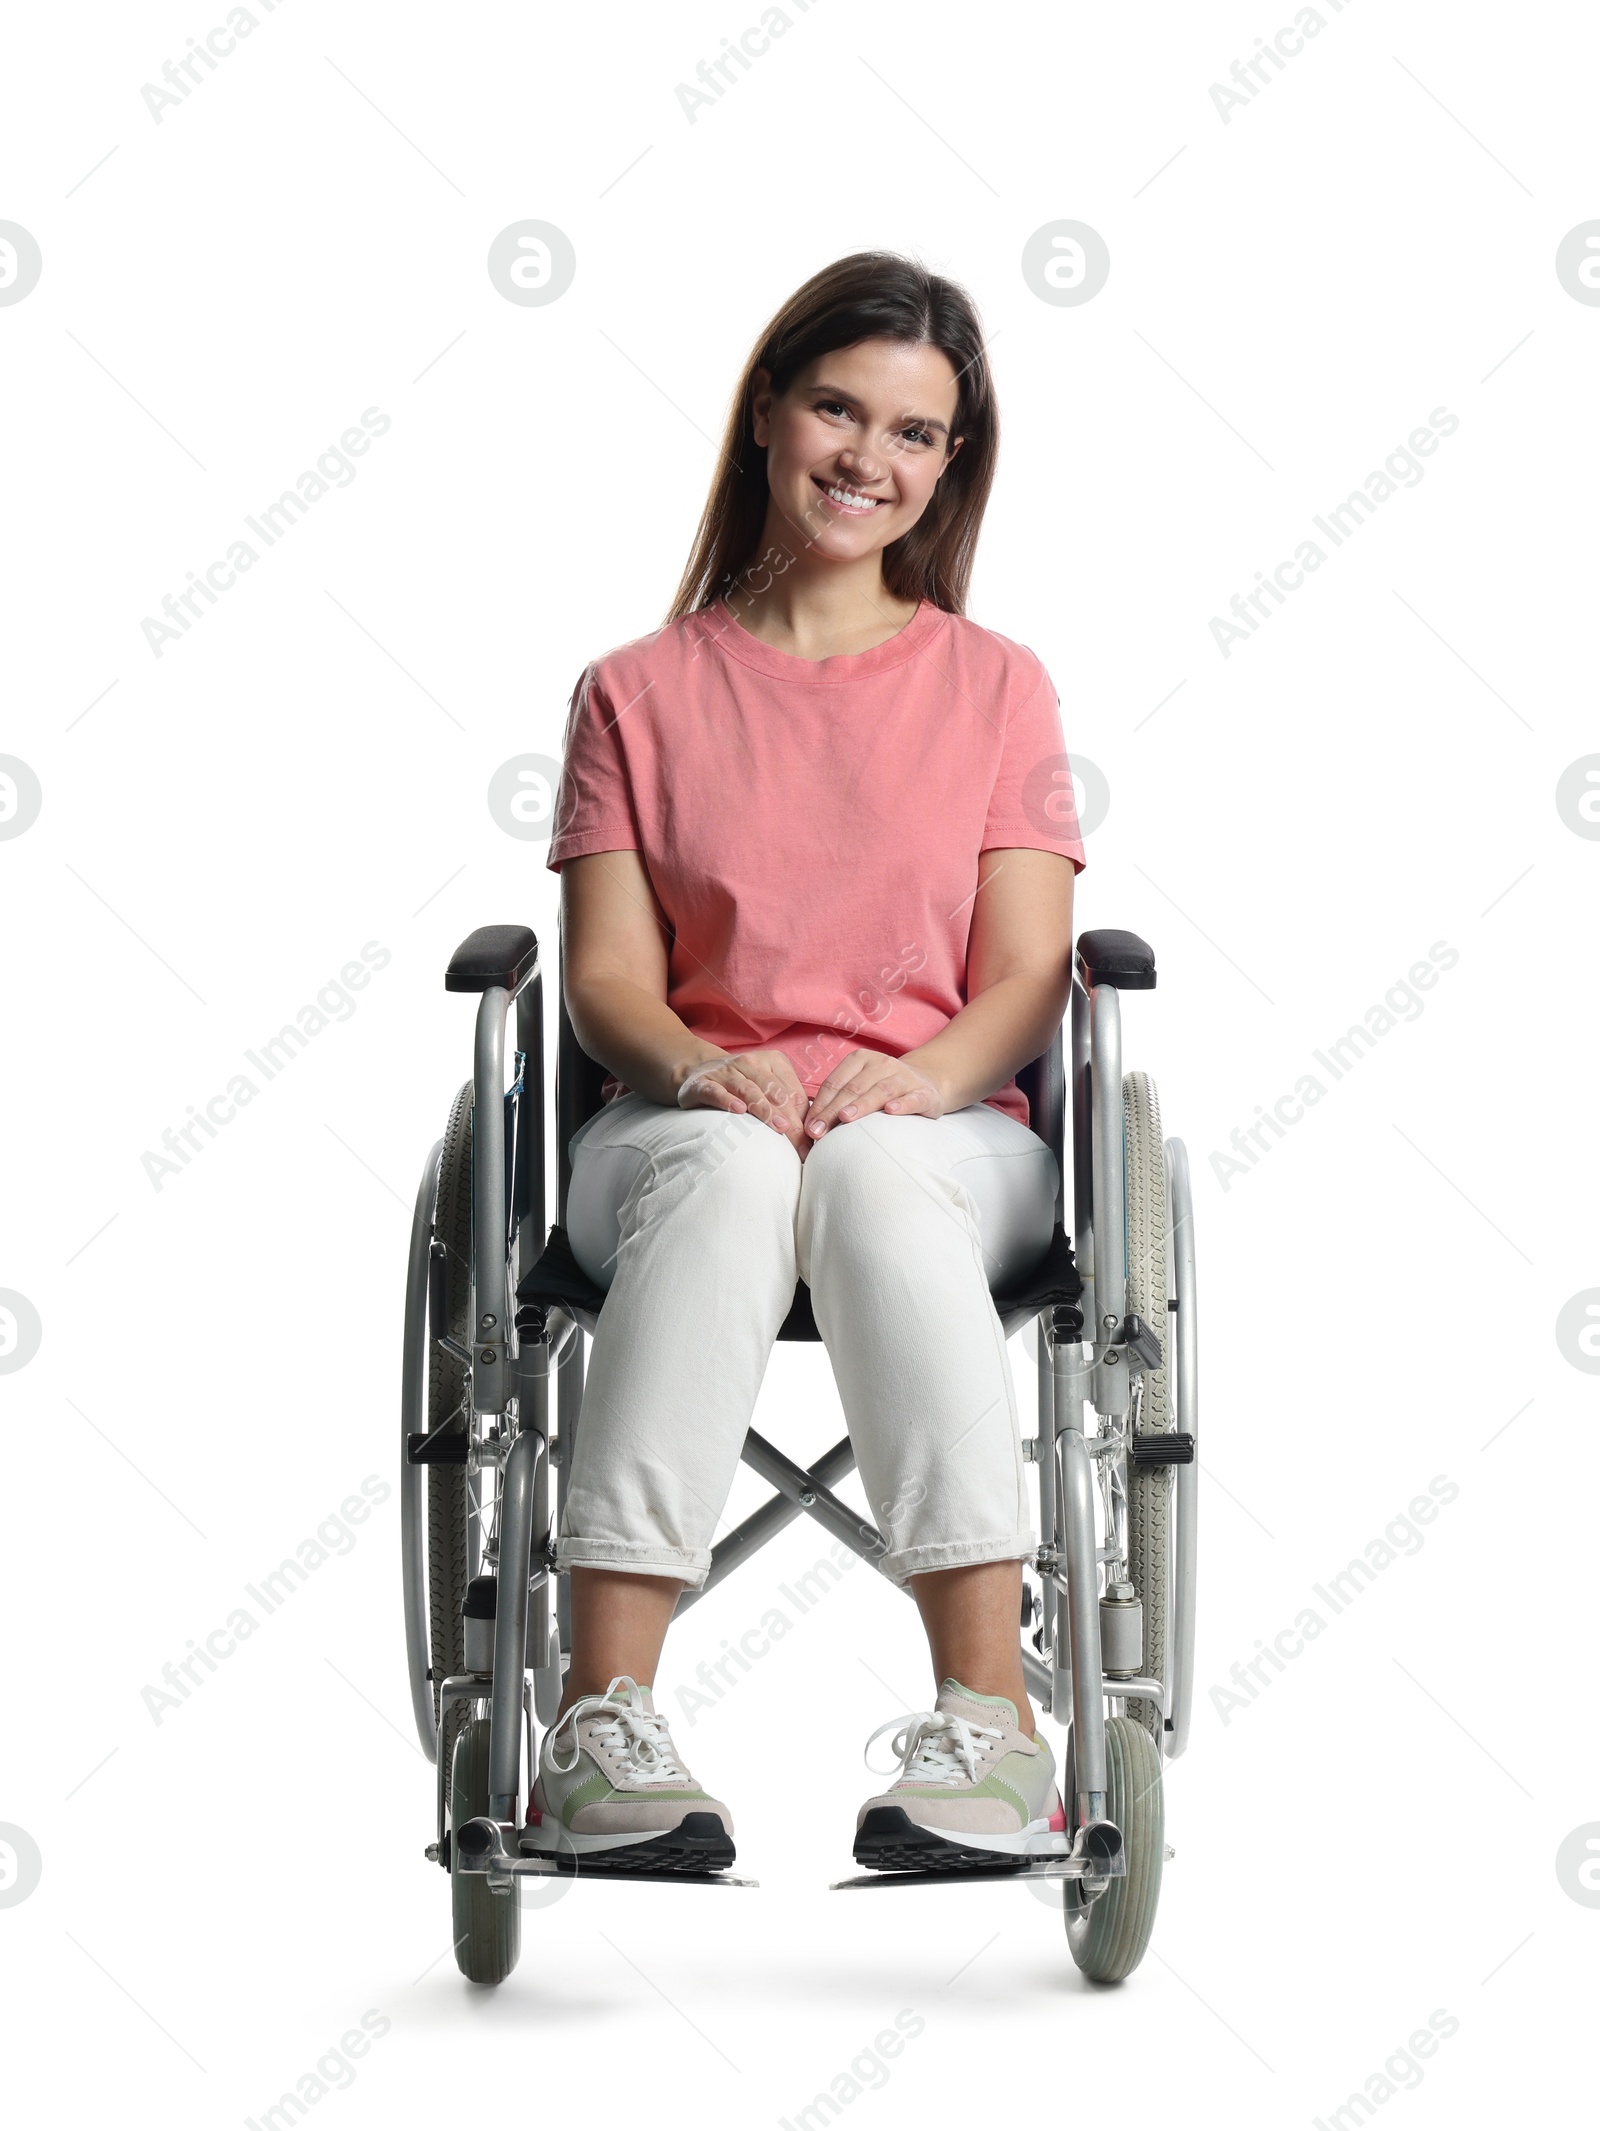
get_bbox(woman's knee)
[571,1105,799,1287]
[803,1112,936,1205]
[799,1114,954,1266]
[630,1107,801,1244]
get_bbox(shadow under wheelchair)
[401,922,1198,1987]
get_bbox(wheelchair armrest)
[1075,927,1156,992]
[445,924,539,994]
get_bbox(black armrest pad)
[446,925,539,994]
[1076,927,1156,992]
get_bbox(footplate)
[831,1854,1125,1891]
[452,1816,758,1889]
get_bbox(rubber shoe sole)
[520,1809,735,1875]
[852,1805,1067,1874]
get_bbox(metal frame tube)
[1165,1136,1198,1759]
[1047,1329,1085,1725]
[472,987,511,1417]
[1052,1321,1099,1807]
[738,1430,887,1567]
[1035,1327,1057,1697]
[514,972,545,1293]
[529,1447,559,1718]
[1053,1334,1107,1824]
[401,1138,444,1763]
[1089,984,1125,1342]
[678,1438,858,1608]
[521,1334,564,1723]
[1020,1647,1053,1706]
[1070,978,1095,1339]
[488,1426,541,1820]
[555,1334,583,1658]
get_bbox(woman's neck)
[723,540,920,662]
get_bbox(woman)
[525,252,1086,1875]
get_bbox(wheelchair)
[400,922,1199,1987]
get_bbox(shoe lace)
[865,1709,1003,1788]
[547,1675,690,1781]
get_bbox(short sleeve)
[546,662,641,873]
[981,659,1087,873]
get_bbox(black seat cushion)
[516,1225,607,1317]
[516,1227,826,1339]
[446,925,539,994]
[1075,927,1155,991]
[991,1223,1082,1316]
[515,1223,1079,1341]
[777,1281,822,1342]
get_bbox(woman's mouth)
[812,475,887,518]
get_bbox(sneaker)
[853,1677,1068,1872]
[522,1676,736,1873]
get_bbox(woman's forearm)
[902,966,1072,1114]
[566,974,728,1106]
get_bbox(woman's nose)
[839,448,884,485]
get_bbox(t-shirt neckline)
[697,595,947,682]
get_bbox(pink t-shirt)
[547,597,1086,1126]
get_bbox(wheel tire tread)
[1065,1716,1163,1982]
[428,1081,474,1779]
[1123,1071,1170,1742]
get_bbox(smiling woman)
[536,251,1087,1881]
[669,250,997,630]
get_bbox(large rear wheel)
[1121,1071,1171,1744]
[428,1081,475,1781]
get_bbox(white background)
[1,2,1595,2124]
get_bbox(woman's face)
[751,338,964,564]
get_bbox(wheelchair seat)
[515,1212,1082,1344]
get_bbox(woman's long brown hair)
[665,251,998,623]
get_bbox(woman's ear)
[936,432,966,478]
[750,364,773,447]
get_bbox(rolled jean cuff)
[555,1536,711,1588]
[879,1532,1037,1587]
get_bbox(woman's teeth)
[823,483,881,515]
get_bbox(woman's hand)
[804,1049,945,1140]
[677,1048,810,1154]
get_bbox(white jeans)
[558,1092,1057,1587]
